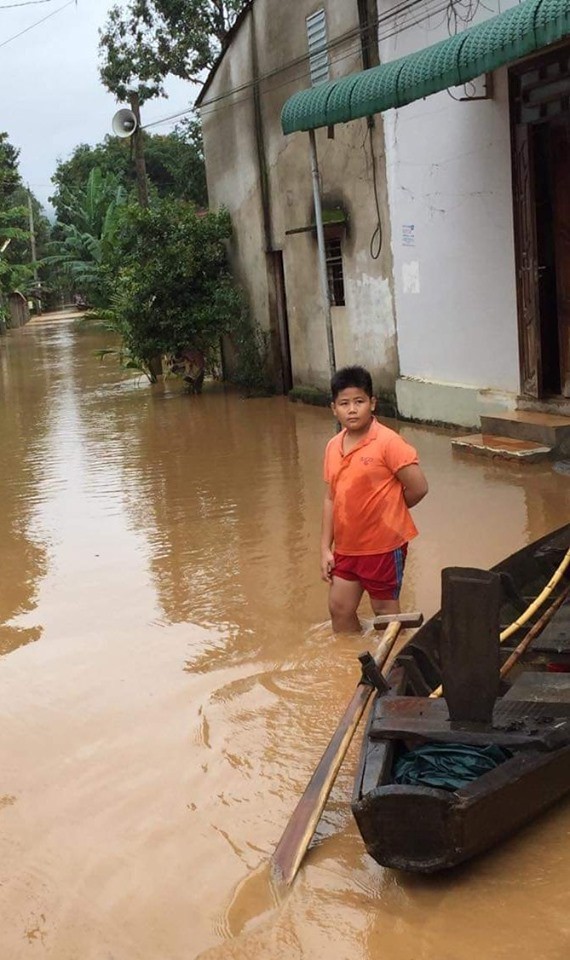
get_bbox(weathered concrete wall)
[379,0,521,425]
[199,14,271,383]
[200,0,397,394]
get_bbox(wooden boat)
[352,524,570,873]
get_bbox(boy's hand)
[320,549,335,583]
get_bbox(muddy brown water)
[1,317,569,959]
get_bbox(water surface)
[0,317,569,958]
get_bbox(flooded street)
[1,317,570,959]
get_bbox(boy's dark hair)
[330,365,373,401]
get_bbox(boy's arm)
[320,484,335,582]
[396,463,428,508]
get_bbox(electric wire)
[0,0,59,9]
[144,0,440,125]
[144,0,461,130]
[197,0,455,117]
[192,0,462,263]
[198,0,443,108]
[0,0,75,47]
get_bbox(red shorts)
[333,545,408,600]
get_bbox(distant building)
[8,291,30,329]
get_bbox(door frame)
[509,42,570,399]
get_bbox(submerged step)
[452,433,552,463]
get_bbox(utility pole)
[308,130,335,378]
[111,95,159,379]
[128,91,162,379]
[129,91,149,208]
[27,188,42,315]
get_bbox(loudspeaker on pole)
[111,108,137,138]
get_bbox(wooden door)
[550,122,570,397]
[512,122,541,397]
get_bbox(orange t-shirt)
[323,418,419,555]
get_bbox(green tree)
[0,133,50,316]
[99,1,246,101]
[50,139,133,223]
[46,167,127,306]
[0,132,21,195]
[0,206,31,298]
[99,198,267,388]
[145,124,207,205]
[50,125,207,221]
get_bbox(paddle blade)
[270,621,402,886]
[271,682,372,886]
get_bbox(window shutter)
[306,9,329,86]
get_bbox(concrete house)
[199,0,570,451]
[197,0,397,398]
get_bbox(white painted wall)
[379,0,523,422]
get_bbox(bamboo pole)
[430,546,570,699]
[499,547,570,641]
[500,584,570,678]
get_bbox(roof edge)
[195,0,255,108]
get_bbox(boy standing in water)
[321,366,428,633]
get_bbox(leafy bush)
[99,198,268,388]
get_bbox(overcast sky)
[0,0,199,212]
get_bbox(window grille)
[325,237,345,306]
[306,9,329,86]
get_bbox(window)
[306,9,329,86]
[325,237,345,306]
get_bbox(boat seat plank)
[504,670,570,702]
[528,599,570,654]
[369,696,570,749]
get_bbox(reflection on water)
[0,317,569,959]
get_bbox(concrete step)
[517,396,570,417]
[452,433,552,463]
[480,410,570,448]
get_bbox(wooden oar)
[270,615,420,886]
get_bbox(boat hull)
[352,523,570,872]
[353,742,570,872]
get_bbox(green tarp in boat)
[393,742,512,791]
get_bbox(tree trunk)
[129,91,149,209]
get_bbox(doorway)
[511,48,570,399]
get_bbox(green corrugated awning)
[281,0,570,134]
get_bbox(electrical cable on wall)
[366,119,383,260]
